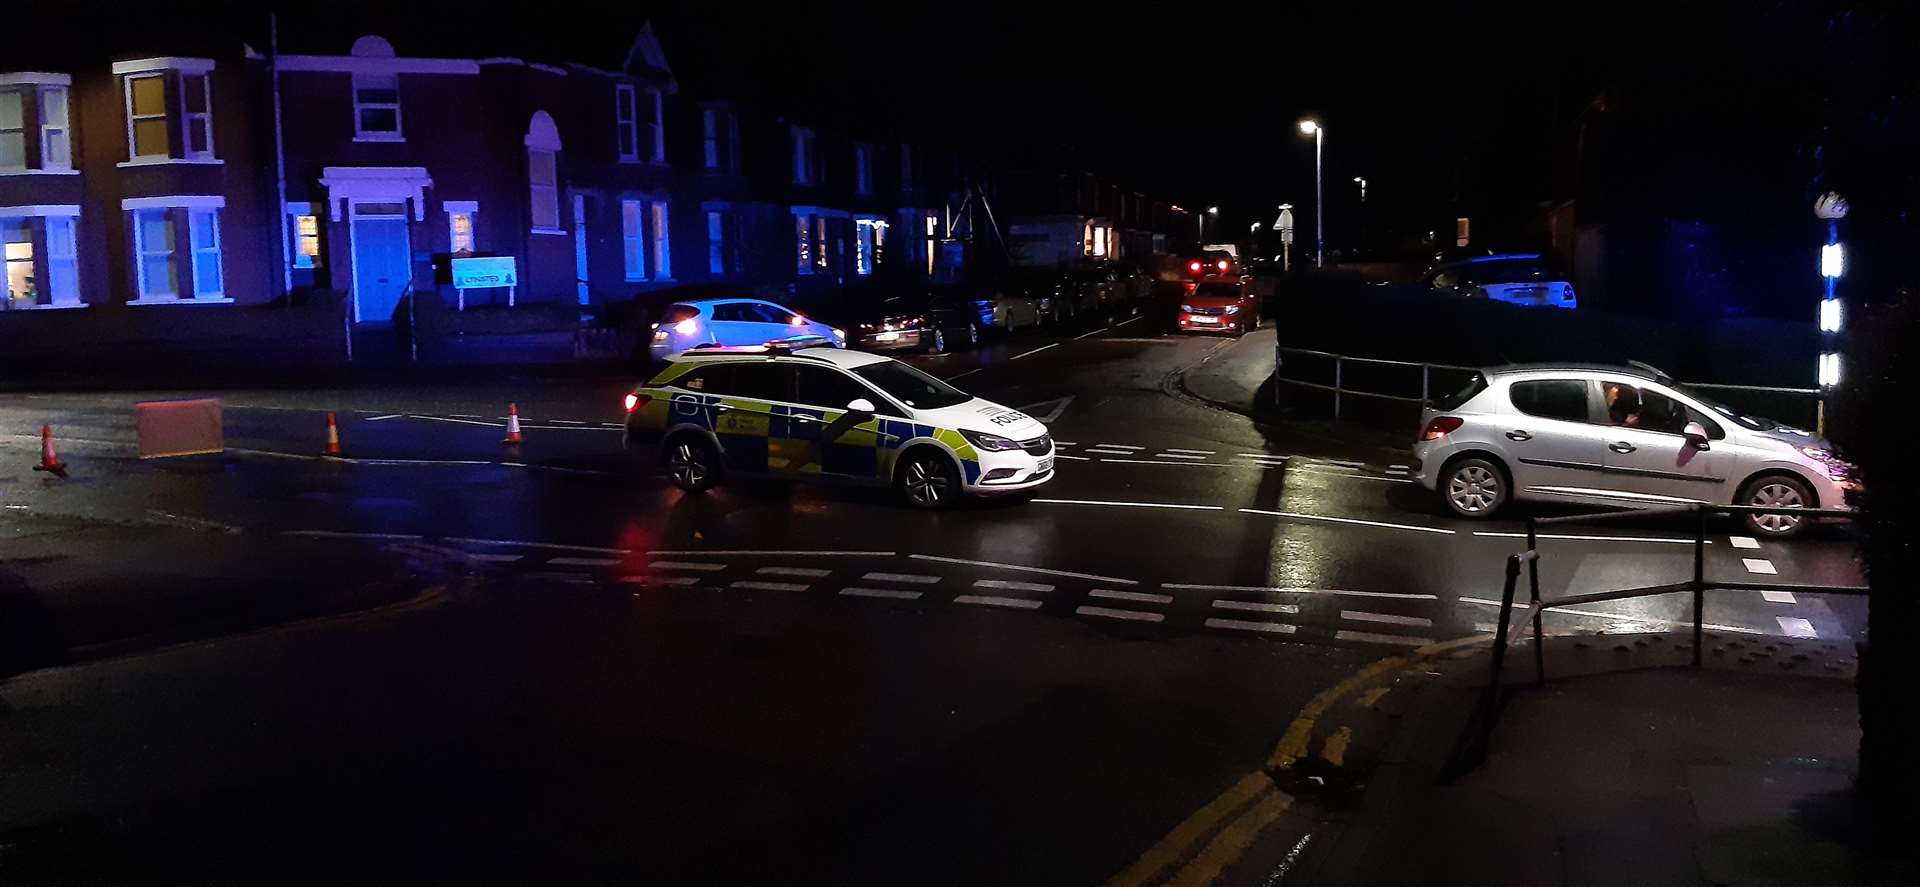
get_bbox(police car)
[623,345,1055,507]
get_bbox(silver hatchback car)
[1410,363,1857,538]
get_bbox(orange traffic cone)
[323,412,345,457]
[32,424,67,478]
[502,403,524,445]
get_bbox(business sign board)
[450,256,518,289]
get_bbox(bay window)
[615,84,639,162]
[40,87,69,169]
[622,199,670,281]
[3,220,31,305]
[0,90,23,170]
[622,200,645,280]
[133,210,177,299]
[189,210,223,298]
[126,198,229,303]
[126,74,168,159]
[0,210,82,309]
[648,201,671,280]
[114,59,217,164]
[181,73,213,158]
[706,209,732,276]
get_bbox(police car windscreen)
[852,361,971,410]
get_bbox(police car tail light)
[624,393,647,413]
[1421,416,1464,441]
[674,318,699,335]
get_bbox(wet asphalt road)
[0,309,1868,884]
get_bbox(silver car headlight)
[959,429,1023,452]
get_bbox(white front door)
[573,194,590,305]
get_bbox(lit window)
[133,210,177,298]
[622,200,645,280]
[40,87,70,169]
[294,214,321,268]
[188,210,223,298]
[0,90,24,170]
[181,73,213,158]
[44,215,79,305]
[3,219,32,305]
[855,218,888,276]
[448,207,476,254]
[615,84,638,162]
[648,201,671,280]
[126,74,169,158]
[924,212,939,275]
[353,73,401,140]
[795,213,811,274]
[528,149,559,230]
[814,216,829,270]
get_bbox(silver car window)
[1508,380,1590,423]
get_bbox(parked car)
[648,298,846,361]
[1422,254,1577,309]
[624,344,1055,508]
[1411,363,1857,538]
[1107,262,1152,304]
[849,289,986,353]
[1001,269,1079,325]
[1177,277,1261,335]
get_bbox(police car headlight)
[959,429,1023,452]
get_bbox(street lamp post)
[1814,192,1848,436]
[1198,205,1219,244]
[1298,120,1324,268]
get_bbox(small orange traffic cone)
[323,412,345,457]
[502,403,524,445]
[32,424,67,478]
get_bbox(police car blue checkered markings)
[623,345,1054,508]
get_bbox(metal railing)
[1472,503,1866,763]
[1273,345,1824,425]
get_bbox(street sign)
[451,256,518,289]
[1276,208,1295,245]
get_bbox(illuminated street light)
[1298,119,1324,267]
[1819,352,1842,388]
[1813,192,1848,433]
[1820,243,1845,279]
[1820,297,1842,333]
[1352,176,1368,203]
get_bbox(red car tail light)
[1188,260,1202,273]
[624,393,648,413]
[1420,416,1464,441]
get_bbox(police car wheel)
[967,323,980,345]
[665,436,721,493]
[931,328,948,353]
[898,451,959,509]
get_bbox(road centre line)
[973,579,1054,593]
[1097,444,1145,450]
[1212,600,1301,615]
[1155,453,1211,460]
[1163,448,1216,455]
[907,553,1138,586]
[946,368,983,381]
[1336,630,1435,647]
[1205,617,1297,635]
[1238,508,1456,535]
[1085,458,1269,469]
[646,549,896,557]
[1090,589,1174,605]
[548,419,587,425]
[548,556,623,567]
[955,594,1045,610]
[1116,315,1145,327]
[1321,459,1366,468]
[1729,536,1761,549]
[467,553,524,563]
[1235,453,1289,461]
[364,413,405,421]
[409,414,497,427]
[450,414,483,419]
[1342,610,1434,628]
[1055,454,1093,461]
[731,580,809,592]
[1742,558,1778,575]
[1165,583,1439,601]
[841,587,923,601]
[1084,449,1135,456]
[1074,326,1111,340]
[1455,596,1764,634]
[862,571,942,584]
[1473,531,1710,545]
[445,536,630,555]
[1077,605,1164,622]
[1010,343,1059,361]
[758,566,832,578]
[1037,498,1224,511]
[647,561,728,572]
[404,414,620,432]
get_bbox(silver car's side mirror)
[1683,421,1711,450]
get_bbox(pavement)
[0,306,1883,884]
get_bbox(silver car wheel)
[1448,464,1501,513]
[668,441,707,489]
[904,458,950,506]
[1749,482,1806,533]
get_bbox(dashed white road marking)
[1342,610,1434,628]
[1761,590,1798,604]
[1729,536,1762,549]
[1212,600,1302,615]
[1084,457,1269,469]
[955,594,1045,610]
[1073,326,1112,340]
[445,537,629,555]
[1165,583,1439,601]
[622,575,698,586]
[646,549,895,557]
[758,566,832,578]
[548,419,587,425]
[467,553,524,563]
[1090,589,1174,605]
[1055,454,1093,461]
[409,414,500,427]
[1336,630,1435,647]
[1084,449,1135,456]
[1775,616,1819,638]
[1741,558,1779,575]
[1010,343,1059,361]
[841,587,923,601]
[548,556,623,567]
[1235,453,1290,461]
[649,561,727,572]
[1205,617,1297,635]
[1473,531,1708,545]
[1054,441,1078,446]
[1456,597,1764,634]
[907,553,1139,586]
[1322,474,1416,484]
[1116,316,1146,328]
[1079,606,1165,623]
[1239,508,1457,535]
[947,368,983,381]
[1096,444,1145,451]
[1155,453,1211,461]
[973,579,1054,593]
[1036,498,1224,511]
[450,414,484,419]
[862,571,942,585]
[731,580,809,592]
[1163,448,1217,455]
[364,413,405,421]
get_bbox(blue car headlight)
[959,429,1023,452]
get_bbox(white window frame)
[528,148,560,233]
[0,89,24,172]
[2,217,33,304]
[642,87,664,163]
[132,209,177,300]
[615,84,640,163]
[706,209,728,276]
[39,86,69,171]
[621,199,645,281]
[180,72,214,159]
[445,200,478,254]
[854,144,873,195]
[125,73,170,160]
[351,72,403,142]
[702,108,718,169]
[43,214,80,306]
[122,195,230,305]
[792,127,815,185]
[293,213,320,269]
[795,213,812,275]
[647,201,671,281]
[188,209,223,299]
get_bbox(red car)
[1177,277,1261,335]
